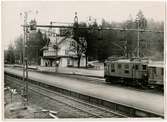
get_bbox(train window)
[111,69,115,72]
[161,68,164,76]
[142,65,147,70]
[111,63,114,69]
[104,63,106,66]
[111,64,115,72]
[153,67,156,74]
[124,70,129,74]
[118,64,121,69]
[124,64,129,69]
[135,65,138,70]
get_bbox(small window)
[142,65,147,70]
[124,64,129,69]
[111,63,114,69]
[104,63,106,66]
[135,65,138,70]
[70,41,75,47]
[67,59,70,65]
[72,41,76,47]
[111,63,115,72]
[153,67,156,74]
[65,50,68,55]
[161,68,164,76]
[124,70,129,74]
[111,69,115,72]
[118,64,122,69]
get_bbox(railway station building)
[40,35,86,68]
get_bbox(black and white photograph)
[2,0,165,119]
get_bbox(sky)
[2,1,165,49]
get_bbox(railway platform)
[4,67,164,117]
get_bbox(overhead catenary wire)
[23,24,164,33]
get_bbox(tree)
[122,15,136,58]
[97,19,124,61]
[5,44,15,64]
[63,21,99,67]
[130,10,148,57]
[134,11,164,60]
[135,10,147,29]
[27,29,47,65]
[86,21,99,62]
[14,35,24,64]
[73,22,88,68]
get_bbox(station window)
[142,65,147,70]
[118,64,122,69]
[70,41,76,47]
[67,59,70,65]
[65,50,69,55]
[124,64,129,69]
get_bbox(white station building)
[40,35,86,68]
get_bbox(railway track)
[5,75,126,118]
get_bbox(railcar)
[104,58,148,86]
[104,58,164,89]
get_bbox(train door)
[104,62,109,76]
[108,63,112,76]
[132,63,135,80]
[117,63,122,74]
[132,63,139,80]
[141,64,148,82]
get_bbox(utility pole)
[22,11,29,106]
[136,18,140,58]
[123,30,128,58]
